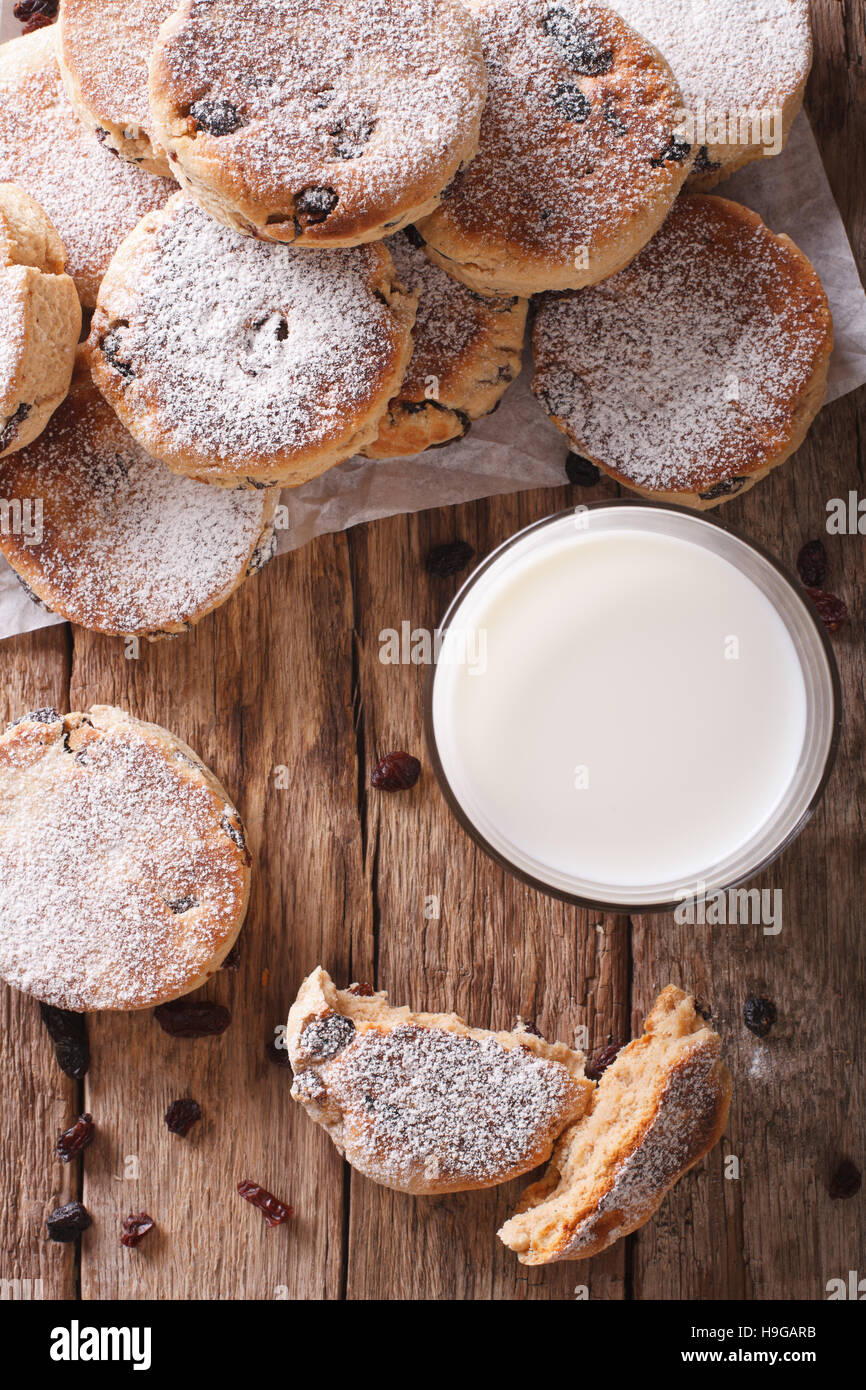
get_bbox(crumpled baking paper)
[0,95,863,640]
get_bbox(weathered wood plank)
[0,626,76,1300]
[344,485,631,1300]
[65,538,369,1299]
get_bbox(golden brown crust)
[415,0,693,295]
[362,232,528,458]
[0,354,278,636]
[532,195,833,507]
[85,193,417,487]
[0,706,251,1012]
[57,0,176,177]
[0,183,80,457]
[498,987,732,1263]
[287,967,592,1194]
[147,0,487,247]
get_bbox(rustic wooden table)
[2,0,863,1302]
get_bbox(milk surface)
[432,524,808,893]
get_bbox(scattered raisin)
[121,1212,155,1248]
[806,587,848,633]
[13,0,57,32]
[543,8,613,75]
[220,814,250,861]
[39,1003,90,1080]
[698,476,748,501]
[164,1098,202,1137]
[167,895,195,914]
[565,452,600,486]
[47,1201,91,1242]
[153,1000,231,1038]
[10,707,60,726]
[221,942,241,971]
[650,139,692,167]
[602,105,628,137]
[0,402,31,450]
[550,84,590,123]
[744,994,777,1038]
[370,751,421,791]
[299,1011,356,1059]
[426,540,475,577]
[585,1040,623,1081]
[237,1180,293,1227]
[57,1113,95,1163]
[348,981,375,996]
[295,186,339,224]
[796,539,828,588]
[190,98,244,136]
[330,118,375,159]
[829,1160,862,1200]
[101,331,134,379]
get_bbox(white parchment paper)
[0,9,863,642]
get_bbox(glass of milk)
[426,503,841,912]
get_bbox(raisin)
[331,118,375,159]
[543,8,613,75]
[164,1098,201,1136]
[585,1040,623,1081]
[190,98,244,137]
[694,145,721,173]
[796,539,828,588]
[515,1017,542,1037]
[0,402,31,450]
[221,942,241,970]
[698,476,748,501]
[744,994,777,1038]
[403,225,426,249]
[121,1212,155,1248]
[295,186,339,224]
[39,1003,90,1079]
[565,452,600,486]
[426,540,475,577]
[10,707,60,727]
[238,1181,293,1227]
[348,981,375,996]
[370,751,421,791]
[602,105,627,137]
[167,895,195,913]
[829,1160,862,1200]
[650,139,692,168]
[47,1201,91,1242]
[153,1000,231,1038]
[220,814,250,863]
[57,1113,95,1163]
[299,1011,356,1059]
[806,588,848,633]
[13,0,57,33]
[550,84,590,123]
[101,331,134,379]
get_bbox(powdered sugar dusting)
[427,0,685,259]
[0,30,173,304]
[61,0,176,134]
[0,711,248,1010]
[153,0,485,225]
[533,197,831,491]
[93,196,406,468]
[612,0,811,111]
[330,1023,577,1186]
[1,378,272,633]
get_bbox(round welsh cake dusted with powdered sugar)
[0,707,251,1012]
[532,196,833,508]
[0,28,173,308]
[0,358,277,637]
[363,230,528,458]
[611,0,812,190]
[147,0,487,246]
[287,968,593,1194]
[58,0,178,176]
[414,0,692,295]
[86,194,417,487]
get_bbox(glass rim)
[423,499,843,916]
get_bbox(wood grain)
[0,0,863,1302]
